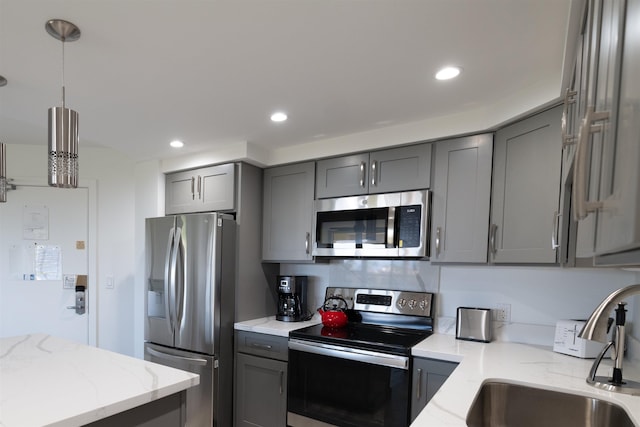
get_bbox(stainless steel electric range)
[287,287,434,427]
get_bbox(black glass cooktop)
[289,322,432,356]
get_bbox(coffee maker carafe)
[276,275,308,322]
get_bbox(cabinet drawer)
[236,331,289,361]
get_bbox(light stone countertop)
[234,317,640,426]
[234,314,321,337]
[0,334,199,427]
[411,333,640,426]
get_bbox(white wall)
[281,261,638,347]
[4,144,137,355]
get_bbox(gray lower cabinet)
[235,331,288,427]
[410,357,458,422]
[489,105,563,263]
[262,162,315,262]
[430,134,493,263]
[315,144,431,198]
[165,163,236,214]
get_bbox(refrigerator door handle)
[164,227,176,334]
[145,346,209,366]
[174,227,185,328]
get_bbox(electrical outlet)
[495,303,511,322]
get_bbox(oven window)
[288,349,410,427]
[316,208,388,248]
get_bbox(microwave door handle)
[388,207,396,248]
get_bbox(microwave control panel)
[396,205,422,248]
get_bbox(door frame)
[9,177,98,346]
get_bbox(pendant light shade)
[48,106,79,187]
[46,19,80,188]
[0,142,6,203]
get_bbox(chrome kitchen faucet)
[579,284,640,395]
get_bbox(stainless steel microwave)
[312,190,430,258]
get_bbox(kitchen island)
[411,333,640,426]
[0,334,199,427]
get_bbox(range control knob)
[408,299,417,309]
[398,298,407,308]
[419,300,427,311]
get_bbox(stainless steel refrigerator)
[144,212,236,427]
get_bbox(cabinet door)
[369,144,431,193]
[199,163,236,212]
[165,169,199,215]
[316,153,369,198]
[490,106,563,263]
[235,353,287,427]
[574,0,625,257]
[431,134,493,263]
[262,162,315,262]
[595,0,640,261]
[165,164,235,214]
[410,358,458,423]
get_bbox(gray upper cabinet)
[165,163,235,214]
[431,134,493,263]
[262,162,315,262]
[315,144,431,198]
[489,105,563,264]
[569,0,640,265]
[594,0,640,264]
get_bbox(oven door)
[287,339,411,427]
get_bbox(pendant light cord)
[61,38,66,108]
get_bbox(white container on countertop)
[553,319,602,358]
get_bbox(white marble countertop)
[0,334,199,427]
[411,334,640,426]
[234,314,321,337]
[234,317,640,426]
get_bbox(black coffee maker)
[276,275,308,322]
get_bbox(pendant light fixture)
[46,19,81,188]
[0,142,6,203]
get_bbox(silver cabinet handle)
[250,343,273,350]
[416,368,423,400]
[573,106,609,221]
[359,161,366,188]
[435,227,441,258]
[279,371,284,395]
[197,175,202,200]
[561,88,578,147]
[371,160,378,186]
[490,224,498,255]
[305,232,310,255]
[551,211,561,250]
[190,176,195,200]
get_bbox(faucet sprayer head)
[578,284,640,343]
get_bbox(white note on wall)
[23,205,49,240]
[34,245,62,280]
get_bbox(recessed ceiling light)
[170,140,184,148]
[270,112,288,122]
[435,66,461,80]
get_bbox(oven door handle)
[288,339,409,370]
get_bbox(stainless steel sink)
[466,381,635,427]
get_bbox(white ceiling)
[0,0,574,166]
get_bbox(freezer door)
[145,216,176,348]
[145,343,216,427]
[173,213,222,355]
